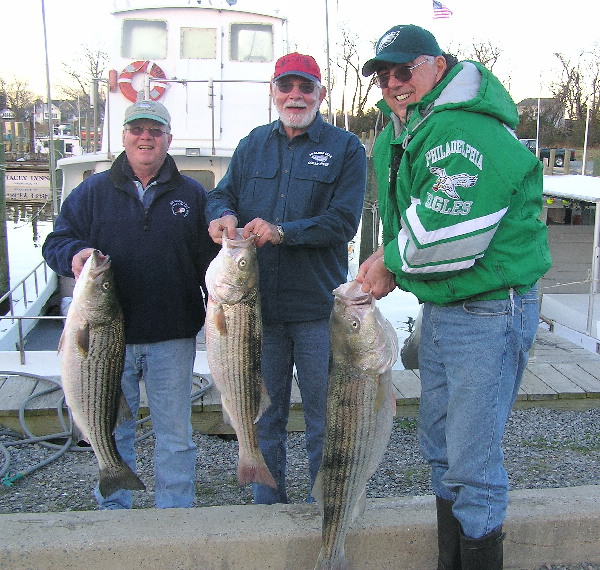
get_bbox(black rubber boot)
[435,496,461,570]
[459,526,505,569]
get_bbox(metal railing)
[0,260,62,362]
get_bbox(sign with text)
[4,170,51,202]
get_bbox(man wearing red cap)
[206,53,366,505]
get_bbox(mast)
[41,0,58,221]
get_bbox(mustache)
[284,103,308,109]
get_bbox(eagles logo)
[429,167,478,200]
[376,31,401,54]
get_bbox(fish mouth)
[89,250,111,278]
[223,229,256,247]
[333,280,372,305]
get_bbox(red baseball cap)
[273,53,321,84]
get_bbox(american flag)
[433,0,453,18]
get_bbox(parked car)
[519,139,576,168]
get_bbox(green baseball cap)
[123,99,171,127]
[362,25,442,76]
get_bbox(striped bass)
[59,250,145,498]
[313,280,398,570]
[205,230,276,489]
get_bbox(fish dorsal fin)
[70,421,89,446]
[254,381,272,423]
[57,331,65,354]
[114,392,133,432]
[352,488,367,522]
[311,470,324,514]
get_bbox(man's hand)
[208,214,238,243]
[71,248,106,280]
[243,218,283,247]
[356,247,396,300]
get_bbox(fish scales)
[83,326,124,470]
[209,291,262,453]
[205,230,276,489]
[60,250,145,498]
[320,379,382,558]
[314,280,398,570]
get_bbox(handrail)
[0,259,53,314]
[0,260,62,363]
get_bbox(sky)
[2,0,598,108]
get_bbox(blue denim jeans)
[417,287,539,539]
[95,337,197,509]
[253,318,330,504]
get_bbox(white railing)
[0,260,60,360]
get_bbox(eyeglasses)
[375,59,429,88]
[273,79,318,94]
[126,126,169,137]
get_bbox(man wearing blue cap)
[357,25,551,569]
[43,99,218,510]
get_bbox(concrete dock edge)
[1,485,599,569]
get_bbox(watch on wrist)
[275,225,285,244]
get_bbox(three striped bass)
[205,230,276,489]
[59,250,145,498]
[313,280,398,569]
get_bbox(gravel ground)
[2,407,600,569]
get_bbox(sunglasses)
[375,59,429,88]
[274,79,318,94]
[126,126,169,137]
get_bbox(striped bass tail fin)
[237,451,277,489]
[99,464,146,498]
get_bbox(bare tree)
[0,78,38,153]
[336,28,379,118]
[58,44,109,150]
[1,78,36,119]
[550,45,600,145]
[332,27,379,127]
[450,40,502,70]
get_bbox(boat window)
[180,170,216,191]
[181,28,217,59]
[122,19,168,60]
[230,23,273,62]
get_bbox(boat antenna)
[41,0,58,222]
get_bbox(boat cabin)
[58,1,289,200]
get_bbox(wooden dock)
[0,327,599,436]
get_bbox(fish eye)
[350,319,360,330]
[102,281,111,291]
[238,259,247,269]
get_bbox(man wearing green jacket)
[357,25,551,569]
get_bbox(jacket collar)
[110,151,184,190]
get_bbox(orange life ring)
[118,60,167,102]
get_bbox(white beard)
[278,101,319,131]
